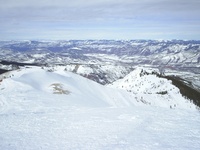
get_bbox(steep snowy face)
[109,67,173,94]
[108,67,196,109]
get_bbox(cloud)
[1,0,199,20]
[0,0,200,40]
[1,1,199,21]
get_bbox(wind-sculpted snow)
[0,67,199,149]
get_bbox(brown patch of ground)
[50,83,70,95]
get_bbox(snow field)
[0,106,199,150]
[0,67,199,149]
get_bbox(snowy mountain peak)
[108,67,196,109]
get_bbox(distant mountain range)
[0,40,199,69]
[1,39,199,86]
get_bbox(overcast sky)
[0,0,200,40]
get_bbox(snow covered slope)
[108,67,196,109]
[0,67,140,109]
[0,67,200,150]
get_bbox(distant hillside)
[163,76,200,108]
[0,68,9,74]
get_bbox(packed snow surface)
[0,67,200,150]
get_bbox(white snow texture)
[0,67,199,150]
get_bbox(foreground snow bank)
[0,106,200,150]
